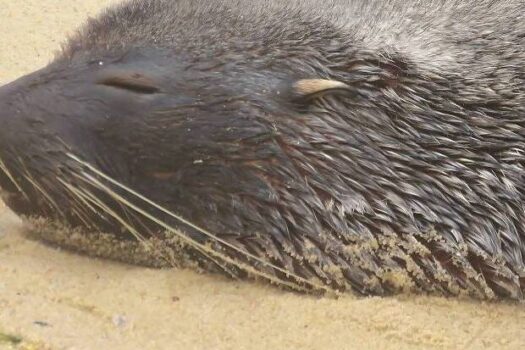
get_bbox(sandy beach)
[0,1,524,349]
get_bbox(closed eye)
[97,73,160,94]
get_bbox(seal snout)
[0,70,67,216]
[0,79,31,209]
[0,76,35,151]
[0,80,18,153]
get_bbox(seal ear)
[290,79,351,100]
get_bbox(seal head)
[0,0,524,299]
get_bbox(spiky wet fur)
[1,0,525,299]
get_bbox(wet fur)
[0,0,525,299]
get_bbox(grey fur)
[1,0,525,299]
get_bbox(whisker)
[59,183,97,230]
[22,171,67,220]
[70,206,95,229]
[70,198,95,227]
[61,178,239,277]
[0,156,29,200]
[81,170,313,291]
[73,171,254,278]
[116,195,155,237]
[57,178,104,216]
[58,177,187,267]
[73,184,148,244]
[67,153,333,293]
[57,178,129,235]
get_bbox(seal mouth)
[0,186,34,218]
[59,152,336,294]
[0,145,334,294]
[0,158,31,213]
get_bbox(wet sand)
[0,1,524,349]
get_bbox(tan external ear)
[293,79,350,97]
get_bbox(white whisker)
[0,157,29,200]
[67,152,334,293]
[74,171,267,282]
[22,171,66,220]
[72,183,149,244]
[57,178,103,216]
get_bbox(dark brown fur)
[0,0,525,299]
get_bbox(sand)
[0,1,524,349]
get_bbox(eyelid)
[96,73,160,94]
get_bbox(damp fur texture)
[0,0,525,300]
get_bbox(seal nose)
[0,68,51,143]
[0,74,37,194]
[0,74,47,214]
[0,81,13,142]
[0,79,18,188]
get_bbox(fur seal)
[0,0,524,300]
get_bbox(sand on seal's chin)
[24,216,193,269]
